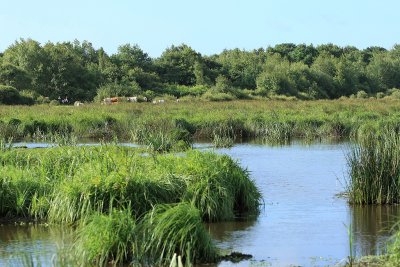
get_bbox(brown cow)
[103,97,119,104]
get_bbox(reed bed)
[1,99,399,143]
[347,128,400,204]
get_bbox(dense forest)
[1,38,400,104]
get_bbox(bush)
[356,90,368,99]
[376,92,385,99]
[388,88,400,99]
[0,85,20,104]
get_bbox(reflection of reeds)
[347,128,400,204]
[351,205,400,256]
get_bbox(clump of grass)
[74,208,136,266]
[0,166,49,219]
[212,133,234,148]
[132,118,193,152]
[47,148,186,223]
[0,137,13,151]
[261,121,293,144]
[347,128,400,204]
[177,151,262,221]
[134,202,217,265]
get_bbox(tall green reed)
[347,128,400,204]
[74,207,136,266]
[134,202,217,266]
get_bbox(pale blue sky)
[1,0,399,57]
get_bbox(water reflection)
[351,205,400,256]
[0,224,73,266]
[206,218,257,242]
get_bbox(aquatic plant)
[74,208,136,266]
[177,151,262,221]
[134,202,217,265]
[347,128,400,204]
[0,99,399,143]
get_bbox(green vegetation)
[347,128,400,204]
[1,39,400,104]
[135,203,218,265]
[1,99,400,144]
[346,127,400,265]
[0,145,261,265]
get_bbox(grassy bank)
[0,144,261,265]
[1,99,400,143]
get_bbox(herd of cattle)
[72,97,173,107]
[102,96,168,104]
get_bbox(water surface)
[1,141,400,266]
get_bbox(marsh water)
[1,141,400,266]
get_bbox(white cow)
[74,101,83,106]
[127,96,138,102]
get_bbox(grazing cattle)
[127,96,138,102]
[152,99,166,104]
[143,96,148,102]
[74,101,83,106]
[103,97,119,104]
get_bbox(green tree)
[42,42,99,100]
[216,48,265,89]
[0,63,32,90]
[366,52,400,91]
[316,43,343,58]
[256,55,296,96]
[156,44,202,86]
[2,38,50,94]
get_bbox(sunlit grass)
[1,99,400,142]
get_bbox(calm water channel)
[1,141,400,266]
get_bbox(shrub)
[356,90,368,99]
[376,92,385,99]
[0,85,20,104]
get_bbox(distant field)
[1,99,399,142]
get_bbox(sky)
[0,0,399,57]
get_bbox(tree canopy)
[0,38,399,104]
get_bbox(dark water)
[1,142,400,266]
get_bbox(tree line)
[1,38,400,104]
